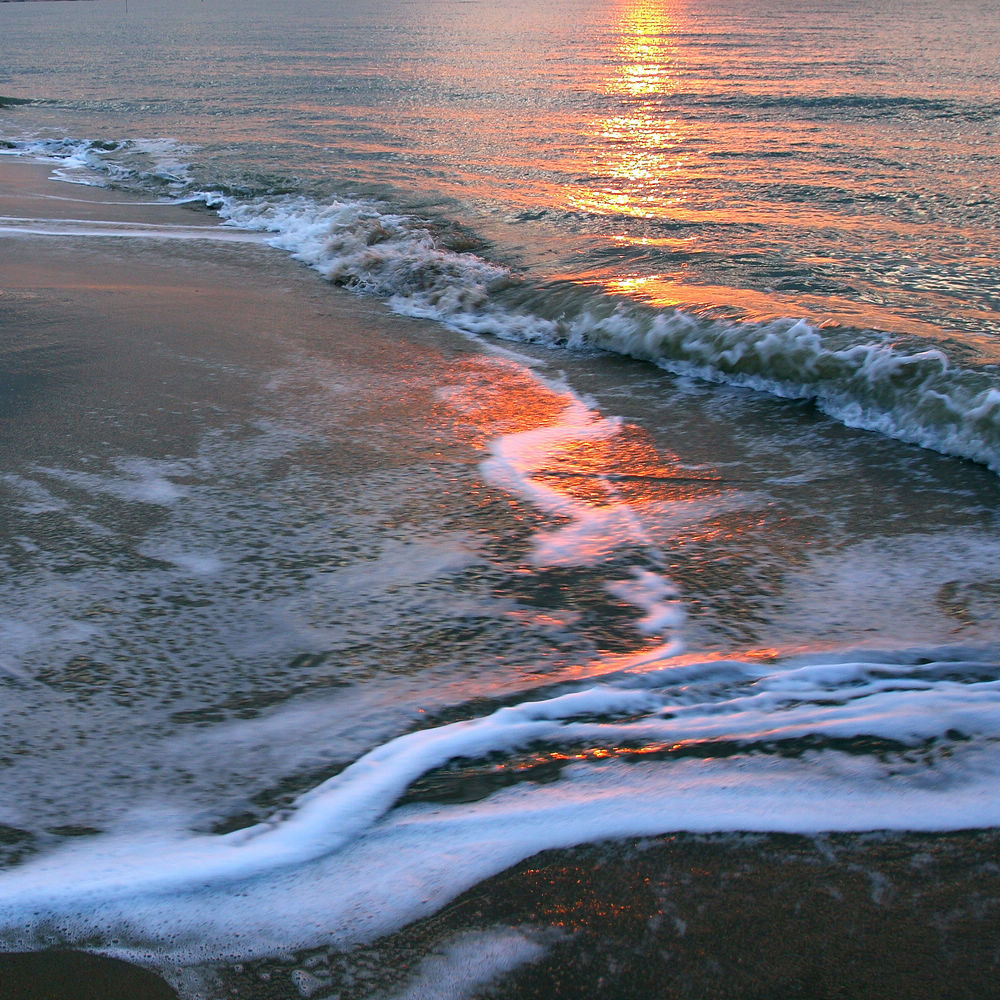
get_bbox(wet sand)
[2,159,998,999]
[0,156,477,1000]
[0,155,495,507]
[2,830,998,999]
[200,830,1000,1000]
[0,950,179,1000]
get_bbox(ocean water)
[1,0,999,995]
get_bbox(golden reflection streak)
[439,357,736,688]
[499,741,687,774]
[611,2,680,99]
[567,1,688,221]
[565,2,973,334]
[600,271,951,335]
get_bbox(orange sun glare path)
[436,355,813,701]
[560,1,956,333]
[567,2,690,223]
[611,0,682,101]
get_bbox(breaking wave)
[206,188,1000,475]
[4,135,999,474]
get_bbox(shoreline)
[0,155,487,465]
[2,157,998,999]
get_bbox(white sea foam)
[139,543,225,577]
[0,378,997,967]
[206,190,516,315]
[481,398,663,570]
[0,649,997,964]
[478,388,694,662]
[376,927,548,1000]
[12,136,196,191]
[35,457,191,506]
[1,473,67,514]
[0,216,265,242]
[776,530,1000,643]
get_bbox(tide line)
[0,216,267,242]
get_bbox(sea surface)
[1,0,999,995]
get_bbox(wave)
[648,92,1000,122]
[3,136,195,191]
[0,176,995,965]
[0,96,38,109]
[4,135,999,475]
[203,188,1000,475]
[0,644,997,962]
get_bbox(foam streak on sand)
[0,382,998,963]
[0,216,266,242]
[0,649,998,963]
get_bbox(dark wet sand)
[0,950,179,1000]
[2,831,998,1000]
[215,830,1000,1000]
[2,159,998,1000]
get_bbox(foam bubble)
[607,569,684,634]
[11,136,196,192]
[141,545,225,577]
[36,458,190,506]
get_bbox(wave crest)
[4,135,998,475]
[207,189,1000,474]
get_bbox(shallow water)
[1,0,999,995]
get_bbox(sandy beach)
[4,0,1000,993]
[0,157,486,998]
[0,157,488,465]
